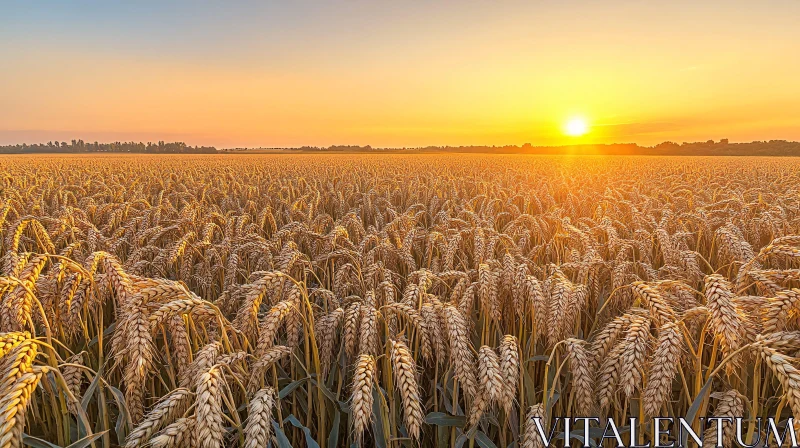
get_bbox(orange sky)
[2,1,799,148]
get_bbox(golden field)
[2,153,800,447]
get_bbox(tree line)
[4,138,800,156]
[0,140,217,154]
[272,139,800,156]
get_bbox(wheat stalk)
[564,338,594,416]
[389,339,423,440]
[521,403,546,448]
[244,387,276,448]
[126,388,193,448]
[150,417,196,448]
[498,335,519,415]
[642,322,683,417]
[478,345,503,403]
[442,305,478,398]
[195,366,225,448]
[351,354,376,445]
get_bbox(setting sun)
[564,117,589,137]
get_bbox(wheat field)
[2,153,800,447]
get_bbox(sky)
[1,1,799,148]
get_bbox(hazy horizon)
[3,1,799,148]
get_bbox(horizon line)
[5,137,800,151]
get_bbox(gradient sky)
[2,1,799,148]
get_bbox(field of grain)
[2,153,800,447]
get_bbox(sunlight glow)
[564,118,589,137]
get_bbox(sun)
[564,117,589,137]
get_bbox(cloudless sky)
[2,1,799,148]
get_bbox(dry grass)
[2,153,800,446]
